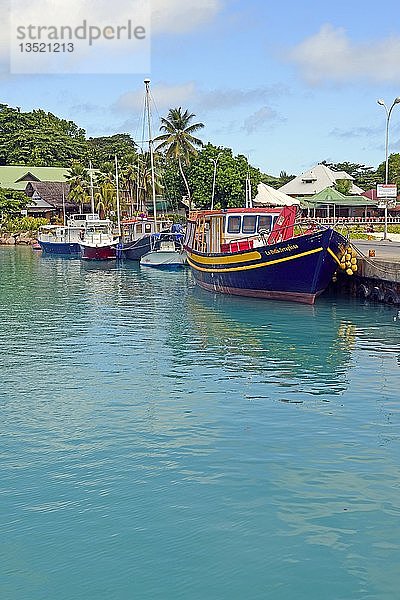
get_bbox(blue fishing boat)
[184,206,355,304]
[37,214,104,255]
[121,216,174,260]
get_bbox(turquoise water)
[1,246,400,600]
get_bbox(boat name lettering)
[264,244,299,256]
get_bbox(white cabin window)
[242,215,257,234]
[227,216,241,234]
[258,215,272,232]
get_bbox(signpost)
[377,184,397,199]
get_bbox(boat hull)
[80,244,117,260]
[122,235,153,261]
[187,228,347,304]
[140,250,186,269]
[38,241,81,255]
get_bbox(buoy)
[351,264,357,272]
[346,268,353,276]
[351,257,357,265]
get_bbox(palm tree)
[95,182,116,219]
[66,161,90,212]
[155,107,204,206]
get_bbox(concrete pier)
[335,240,400,305]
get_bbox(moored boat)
[184,206,355,304]
[80,219,119,260]
[121,215,173,260]
[140,231,186,269]
[37,214,103,255]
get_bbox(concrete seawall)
[334,240,400,305]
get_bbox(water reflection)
[2,248,400,600]
[164,286,358,397]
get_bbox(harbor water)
[1,246,400,600]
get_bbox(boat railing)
[149,231,184,252]
[218,220,328,253]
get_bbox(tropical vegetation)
[155,107,204,205]
[0,102,399,223]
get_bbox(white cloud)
[0,0,222,69]
[330,126,381,139]
[289,24,400,85]
[243,106,281,134]
[200,84,288,110]
[115,82,197,112]
[152,0,222,34]
[114,82,289,113]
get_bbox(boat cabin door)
[210,215,224,253]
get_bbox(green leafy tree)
[88,134,137,166]
[335,179,352,194]
[377,153,400,186]
[182,143,267,209]
[0,188,27,218]
[0,105,87,166]
[155,107,204,205]
[277,170,295,187]
[95,182,117,219]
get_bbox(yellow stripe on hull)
[187,247,324,273]
[191,250,262,265]
[327,247,342,266]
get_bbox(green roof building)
[298,186,376,208]
[298,187,377,218]
[0,166,69,191]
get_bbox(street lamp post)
[210,153,222,210]
[377,97,400,240]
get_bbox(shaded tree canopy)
[159,143,277,209]
[320,160,380,190]
[87,134,137,166]
[377,153,400,187]
[0,104,87,166]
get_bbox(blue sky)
[1,0,400,176]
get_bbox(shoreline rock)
[0,232,37,246]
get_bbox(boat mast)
[115,155,121,237]
[62,184,66,226]
[245,170,252,208]
[144,78,157,228]
[89,160,95,214]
